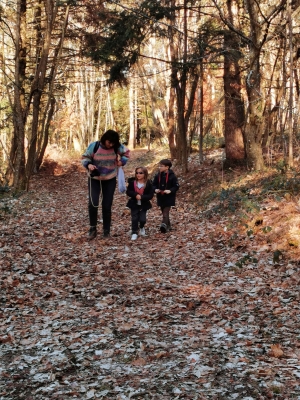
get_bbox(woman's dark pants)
[88,177,116,233]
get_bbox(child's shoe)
[131,233,138,241]
[140,227,146,236]
[160,223,167,233]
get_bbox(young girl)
[126,167,154,240]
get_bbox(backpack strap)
[93,141,100,154]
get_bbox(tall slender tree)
[223,0,245,164]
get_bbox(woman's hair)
[159,159,172,168]
[135,166,149,181]
[101,130,121,153]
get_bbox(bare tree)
[3,0,71,190]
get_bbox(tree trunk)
[128,81,136,148]
[166,0,177,159]
[199,54,204,164]
[35,96,56,171]
[244,0,265,170]
[261,40,284,153]
[222,0,245,165]
[11,0,27,190]
[173,0,188,172]
[176,84,188,170]
[7,0,70,189]
[167,86,176,159]
[36,5,69,169]
[287,2,294,167]
[185,70,199,156]
[223,28,245,165]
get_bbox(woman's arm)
[81,142,96,169]
[117,144,130,166]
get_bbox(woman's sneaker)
[131,233,138,241]
[160,223,167,233]
[87,227,97,240]
[140,227,146,236]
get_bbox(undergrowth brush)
[200,166,300,220]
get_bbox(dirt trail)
[1,151,300,399]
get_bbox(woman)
[81,130,130,239]
[126,166,154,240]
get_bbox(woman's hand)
[117,161,123,167]
[88,164,97,171]
[136,194,141,200]
[155,189,160,193]
[164,190,171,194]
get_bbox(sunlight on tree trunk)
[11,0,27,190]
[287,2,294,168]
[198,54,204,164]
[129,81,136,148]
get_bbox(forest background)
[0,0,300,192]
[2,2,300,397]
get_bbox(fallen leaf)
[131,358,147,366]
[269,344,284,358]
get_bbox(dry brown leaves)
[0,150,300,399]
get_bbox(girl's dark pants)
[131,208,147,234]
[88,177,116,233]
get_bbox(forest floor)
[1,146,300,400]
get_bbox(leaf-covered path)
[1,152,300,399]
